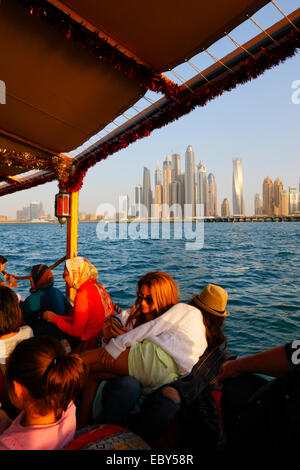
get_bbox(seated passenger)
[21,264,72,339]
[78,271,180,424]
[43,257,115,348]
[0,256,17,289]
[0,286,33,367]
[216,341,300,449]
[0,336,87,450]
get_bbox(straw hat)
[193,284,229,317]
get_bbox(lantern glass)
[55,191,70,219]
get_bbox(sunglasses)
[138,293,154,306]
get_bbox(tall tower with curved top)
[232,158,245,216]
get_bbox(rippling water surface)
[1,221,299,356]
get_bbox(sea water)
[0,221,299,357]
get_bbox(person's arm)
[47,290,89,338]
[216,345,291,384]
[103,305,179,359]
[81,346,130,375]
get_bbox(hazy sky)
[0,0,299,217]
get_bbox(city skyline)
[3,152,300,220]
[131,150,299,219]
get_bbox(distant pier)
[0,215,300,224]
[199,215,300,223]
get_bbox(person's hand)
[43,311,57,322]
[6,274,18,288]
[215,360,241,385]
[102,318,114,344]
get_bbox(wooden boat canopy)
[0,0,299,196]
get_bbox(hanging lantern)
[55,189,70,226]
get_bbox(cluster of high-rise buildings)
[131,147,299,219]
[254,177,300,216]
[134,145,221,219]
[16,201,45,221]
[133,146,247,219]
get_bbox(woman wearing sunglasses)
[101,271,179,344]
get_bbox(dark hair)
[190,299,227,349]
[6,336,88,416]
[0,286,23,335]
[0,255,7,265]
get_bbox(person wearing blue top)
[21,264,75,346]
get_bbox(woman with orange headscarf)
[43,257,115,346]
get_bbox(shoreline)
[0,216,300,225]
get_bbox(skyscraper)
[185,145,195,217]
[207,173,217,216]
[155,162,162,186]
[289,186,299,214]
[119,195,130,220]
[232,158,245,216]
[143,167,152,218]
[281,190,289,216]
[196,161,207,216]
[135,184,142,217]
[30,201,41,220]
[262,177,273,215]
[162,155,172,218]
[178,173,185,214]
[170,180,181,218]
[221,198,230,217]
[153,184,162,219]
[273,178,283,215]
[171,153,181,182]
[254,194,262,215]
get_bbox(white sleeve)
[118,309,131,326]
[104,308,176,358]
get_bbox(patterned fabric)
[112,302,122,314]
[106,315,129,338]
[66,257,98,290]
[64,424,151,450]
[95,283,114,319]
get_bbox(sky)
[0,0,299,218]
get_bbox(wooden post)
[66,190,79,300]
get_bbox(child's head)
[0,285,23,336]
[6,336,87,417]
[0,255,7,272]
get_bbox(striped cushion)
[64,424,151,450]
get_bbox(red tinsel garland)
[17,0,182,99]
[0,172,55,197]
[58,29,300,194]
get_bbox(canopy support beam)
[66,190,79,299]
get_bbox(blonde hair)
[125,272,178,328]
[139,272,179,314]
